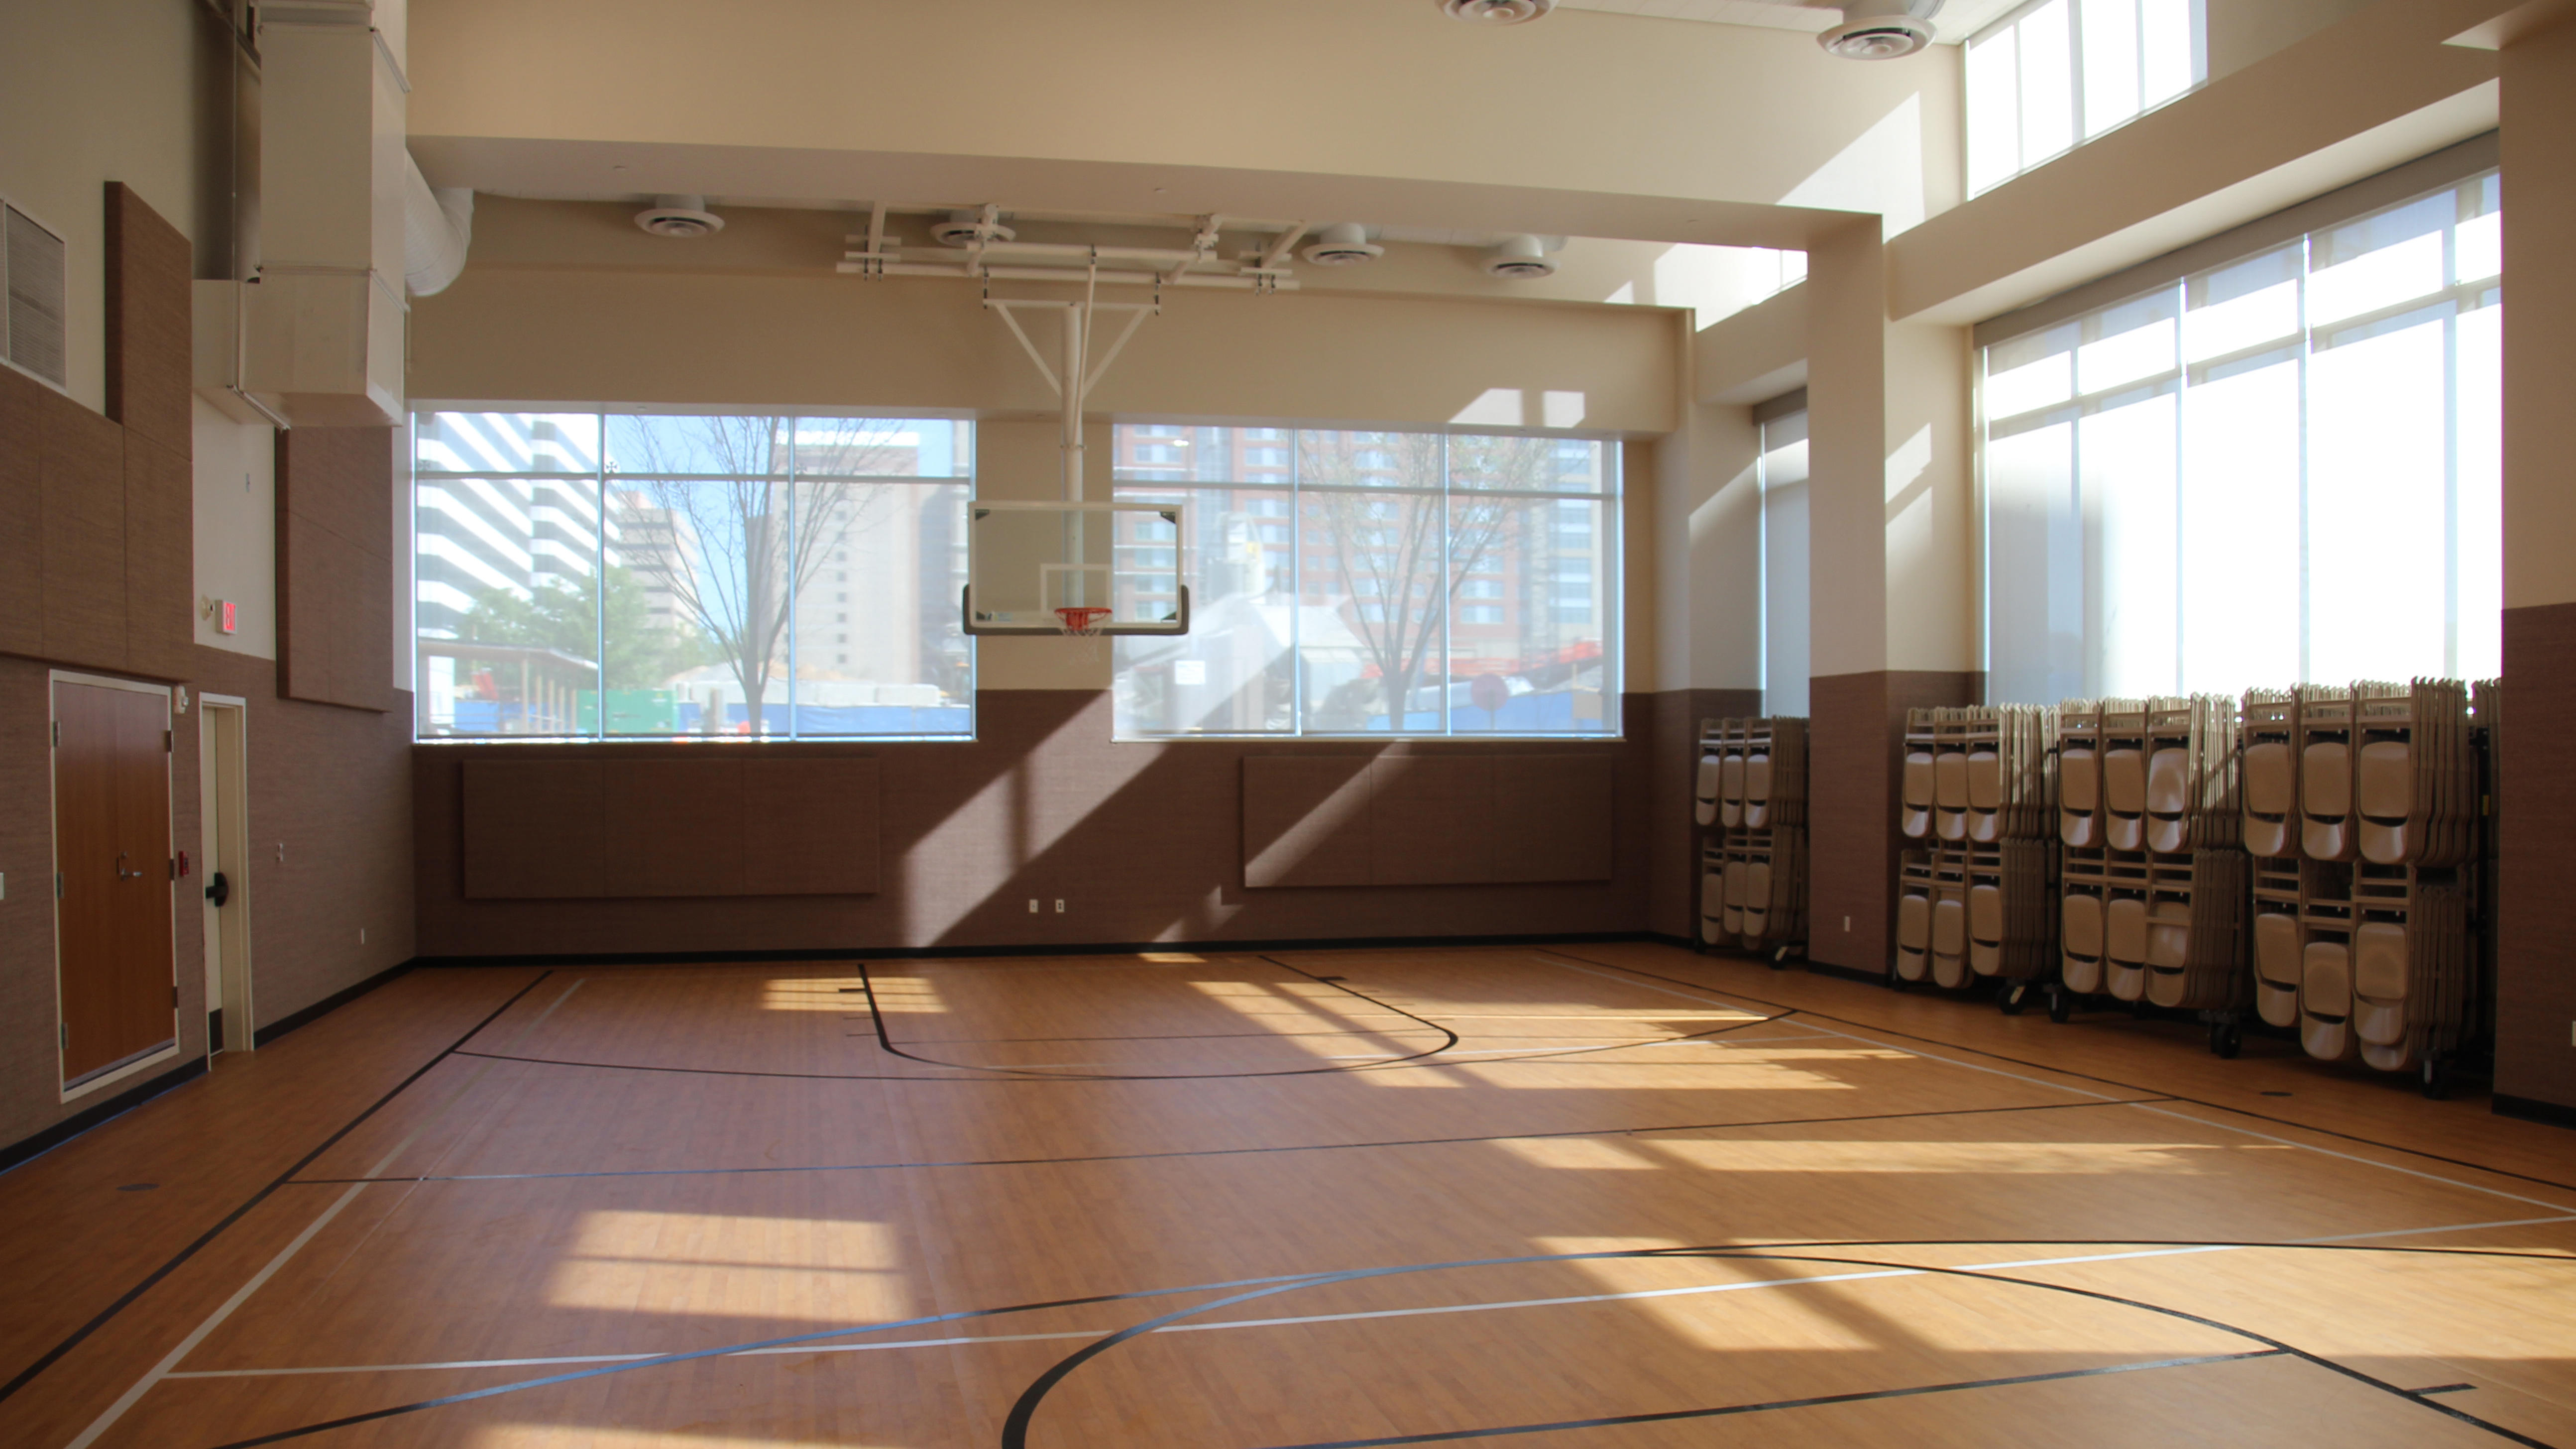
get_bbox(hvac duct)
[232,0,407,427]
[402,150,472,296]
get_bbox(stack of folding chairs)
[1895,705,2057,1005]
[2056,696,2249,1036]
[1697,717,1809,961]
[2246,679,2485,1092]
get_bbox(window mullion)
[1290,430,1304,737]
[593,412,607,740]
[1439,435,1452,737]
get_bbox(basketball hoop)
[1054,606,1113,637]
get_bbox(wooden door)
[55,680,176,1084]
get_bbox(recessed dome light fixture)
[1482,234,1558,279]
[1442,0,1554,23]
[1301,223,1385,267]
[1819,0,1942,59]
[634,195,724,237]
[931,210,1016,247]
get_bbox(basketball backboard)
[964,500,1191,635]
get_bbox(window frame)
[1107,424,1624,741]
[1973,162,2501,702]
[407,407,978,744]
[1965,0,2209,198]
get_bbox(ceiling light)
[1481,234,1558,279]
[634,195,723,237]
[1818,0,1941,59]
[1441,0,1553,23]
[1301,223,1384,267]
[930,210,1016,247]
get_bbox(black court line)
[851,958,1465,1081]
[1545,948,2576,1199]
[0,970,557,1408]
[443,1003,1790,1087]
[843,1027,1441,1045]
[1239,1351,2294,1448]
[2417,1384,2482,1395]
[202,1238,2576,1449]
[284,1095,2177,1186]
[1001,1246,2564,1449]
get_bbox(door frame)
[197,692,254,1055]
[50,669,182,1103]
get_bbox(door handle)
[206,872,231,907]
[115,851,142,881]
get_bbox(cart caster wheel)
[1771,946,1793,970]
[1887,969,1909,994]
[1999,983,2028,1016]
[2422,1054,2453,1101]
[2047,988,2071,1024]
[2209,1019,2242,1059]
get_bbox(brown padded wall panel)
[1493,754,1615,883]
[2498,602,2576,1112]
[742,758,879,895]
[462,759,608,898]
[121,436,193,680]
[604,760,748,898]
[40,389,127,671]
[276,428,394,712]
[338,537,392,710]
[102,184,192,456]
[1243,756,1374,888]
[0,366,42,660]
[1369,756,1496,886]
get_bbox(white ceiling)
[1556,0,2025,45]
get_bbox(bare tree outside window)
[1297,432,1552,730]
[607,416,916,732]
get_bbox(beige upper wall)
[406,0,1957,244]
[0,0,204,413]
[411,200,1681,435]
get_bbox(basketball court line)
[47,951,2576,1447]
[154,1214,2576,1382]
[64,978,591,1449]
[0,971,560,1413]
[1234,1351,2300,1449]
[1534,952,2576,1214]
[283,1095,2177,1186]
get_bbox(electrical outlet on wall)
[1028,899,1038,913]
[1055,899,1065,913]
[359,928,367,945]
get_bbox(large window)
[412,411,973,739]
[1757,406,1810,719]
[1982,170,2501,703]
[1967,0,2204,196]
[1109,425,1618,737]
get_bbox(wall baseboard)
[0,1057,208,1176]
[2493,1093,2576,1131]
[408,931,1661,971]
[252,960,416,1048]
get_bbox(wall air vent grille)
[3,202,69,389]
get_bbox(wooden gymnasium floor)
[4,944,2576,1449]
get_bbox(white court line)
[65,979,590,1449]
[164,1213,2576,1382]
[1533,953,2576,1215]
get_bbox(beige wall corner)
[1882,320,1976,676]
[191,398,277,659]
[1623,438,1660,696]
[1696,283,1809,407]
